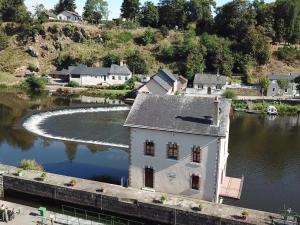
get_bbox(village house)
[57,11,82,22]
[124,94,243,203]
[186,73,227,96]
[45,11,57,20]
[138,69,187,95]
[267,73,299,97]
[50,63,132,86]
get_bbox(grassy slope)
[0,22,299,83]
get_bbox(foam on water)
[23,106,130,149]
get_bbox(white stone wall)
[129,128,229,202]
[69,74,132,86]
[267,81,296,96]
[191,84,226,96]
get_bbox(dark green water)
[0,91,300,213]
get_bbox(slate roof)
[268,74,299,81]
[67,64,131,76]
[46,11,57,18]
[124,94,231,137]
[110,64,132,75]
[152,69,178,91]
[194,74,227,85]
[59,10,82,18]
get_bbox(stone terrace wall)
[0,166,277,225]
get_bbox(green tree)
[22,76,46,92]
[239,25,271,65]
[34,4,49,23]
[140,29,156,45]
[277,79,289,90]
[187,0,215,34]
[126,51,148,74]
[158,0,187,29]
[102,53,120,67]
[0,0,29,22]
[273,0,300,44]
[258,76,270,95]
[55,0,76,13]
[83,0,109,23]
[200,33,234,76]
[185,45,205,81]
[121,0,140,21]
[140,1,159,27]
[214,0,256,41]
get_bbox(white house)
[124,94,243,203]
[267,73,299,97]
[186,73,227,96]
[57,11,82,22]
[66,64,132,86]
[138,69,187,95]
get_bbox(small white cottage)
[191,73,227,96]
[124,94,243,203]
[57,11,82,22]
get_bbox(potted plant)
[40,172,47,181]
[69,179,77,187]
[241,210,249,220]
[17,169,23,177]
[160,195,168,204]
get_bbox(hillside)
[0,22,299,85]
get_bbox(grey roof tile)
[124,94,231,137]
[194,74,227,85]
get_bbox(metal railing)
[60,205,144,225]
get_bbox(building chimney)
[120,60,126,67]
[214,96,220,126]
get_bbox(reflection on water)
[1,91,300,213]
[0,92,129,184]
[225,113,300,213]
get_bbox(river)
[0,91,299,213]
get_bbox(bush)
[160,25,169,37]
[276,47,300,62]
[121,21,140,29]
[48,24,59,34]
[19,159,43,171]
[140,30,156,45]
[68,81,80,87]
[54,54,78,70]
[22,76,46,92]
[100,31,113,44]
[115,31,133,44]
[222,90,237,100]
[160,195,168,204]
[0,32,9,51]
[28,64,39,72]
[63,24,76,38]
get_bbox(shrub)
[277,79,289,90]
[63,24,76,38]
[48,24,59,34]
[121,21,140,29]
[0,32,9,51]
[140,30,156,45]
[40,172,47,181]
[28,64,39,72]
[69,179,78,186]
[22,76,46,92]
[160,25,169,37]
[276,47,300,62]
[54,54,78,70]
[68,81,80,87]
[222,90,237,100]
[241,210,249,218]
[115,31,133,44]
[100,31,113,44]
[160,195,168,204]
[19,159,43,171]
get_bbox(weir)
[0,164,278,225]
[23,106,130,149]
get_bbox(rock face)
[27,46,39,57]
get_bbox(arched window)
[192,146,201,163]
[145,141,155,156]
[167,143,178,160]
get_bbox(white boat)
[266,106,278,115]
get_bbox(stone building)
[267,74,299,97]
[124,94,243,203]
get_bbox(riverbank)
[233,100,300,115]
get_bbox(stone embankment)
[0,164,278,225]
